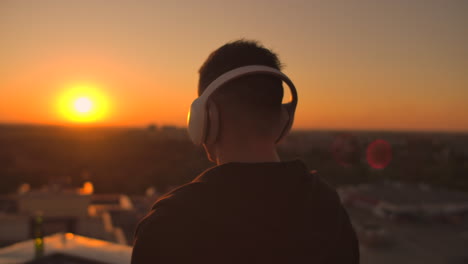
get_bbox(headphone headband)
[198,65,297,106]
[187,65,298,145]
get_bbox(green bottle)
[34,211,44,259]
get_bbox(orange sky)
[1,0,467,132]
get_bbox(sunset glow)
[0,1,467,131]
[58,84,109,123]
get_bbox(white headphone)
[187,65,298,146]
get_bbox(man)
[132,40,359,263]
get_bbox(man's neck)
[215,143,280,165]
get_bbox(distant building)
[89,193,140,244]
[339,182,468,223]
[0,186,128,247]
[160,125,188,140]
[147,123,159,132]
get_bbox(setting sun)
[58,84,110,123]
[74,97,93,113]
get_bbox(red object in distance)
[366,139,392,169]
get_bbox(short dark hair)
[198,39,283,95]
[198,40,284,137]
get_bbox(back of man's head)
[198,40,284,142]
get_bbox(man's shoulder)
[135,181,208,237]
[137,166,222,231]
[305,170,341,202]
[151,181,208,210]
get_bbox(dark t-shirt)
[131,160,359,263]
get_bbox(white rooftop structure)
[0,233,131,264]
[0,185,129,246]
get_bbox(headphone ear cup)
[205,102,220,145]
[188,98,207,145]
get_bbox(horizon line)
[0,121,467,135]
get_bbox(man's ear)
[205,102,219,145]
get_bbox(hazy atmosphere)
[1,0,467,131]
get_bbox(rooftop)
[0,233,131,264]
